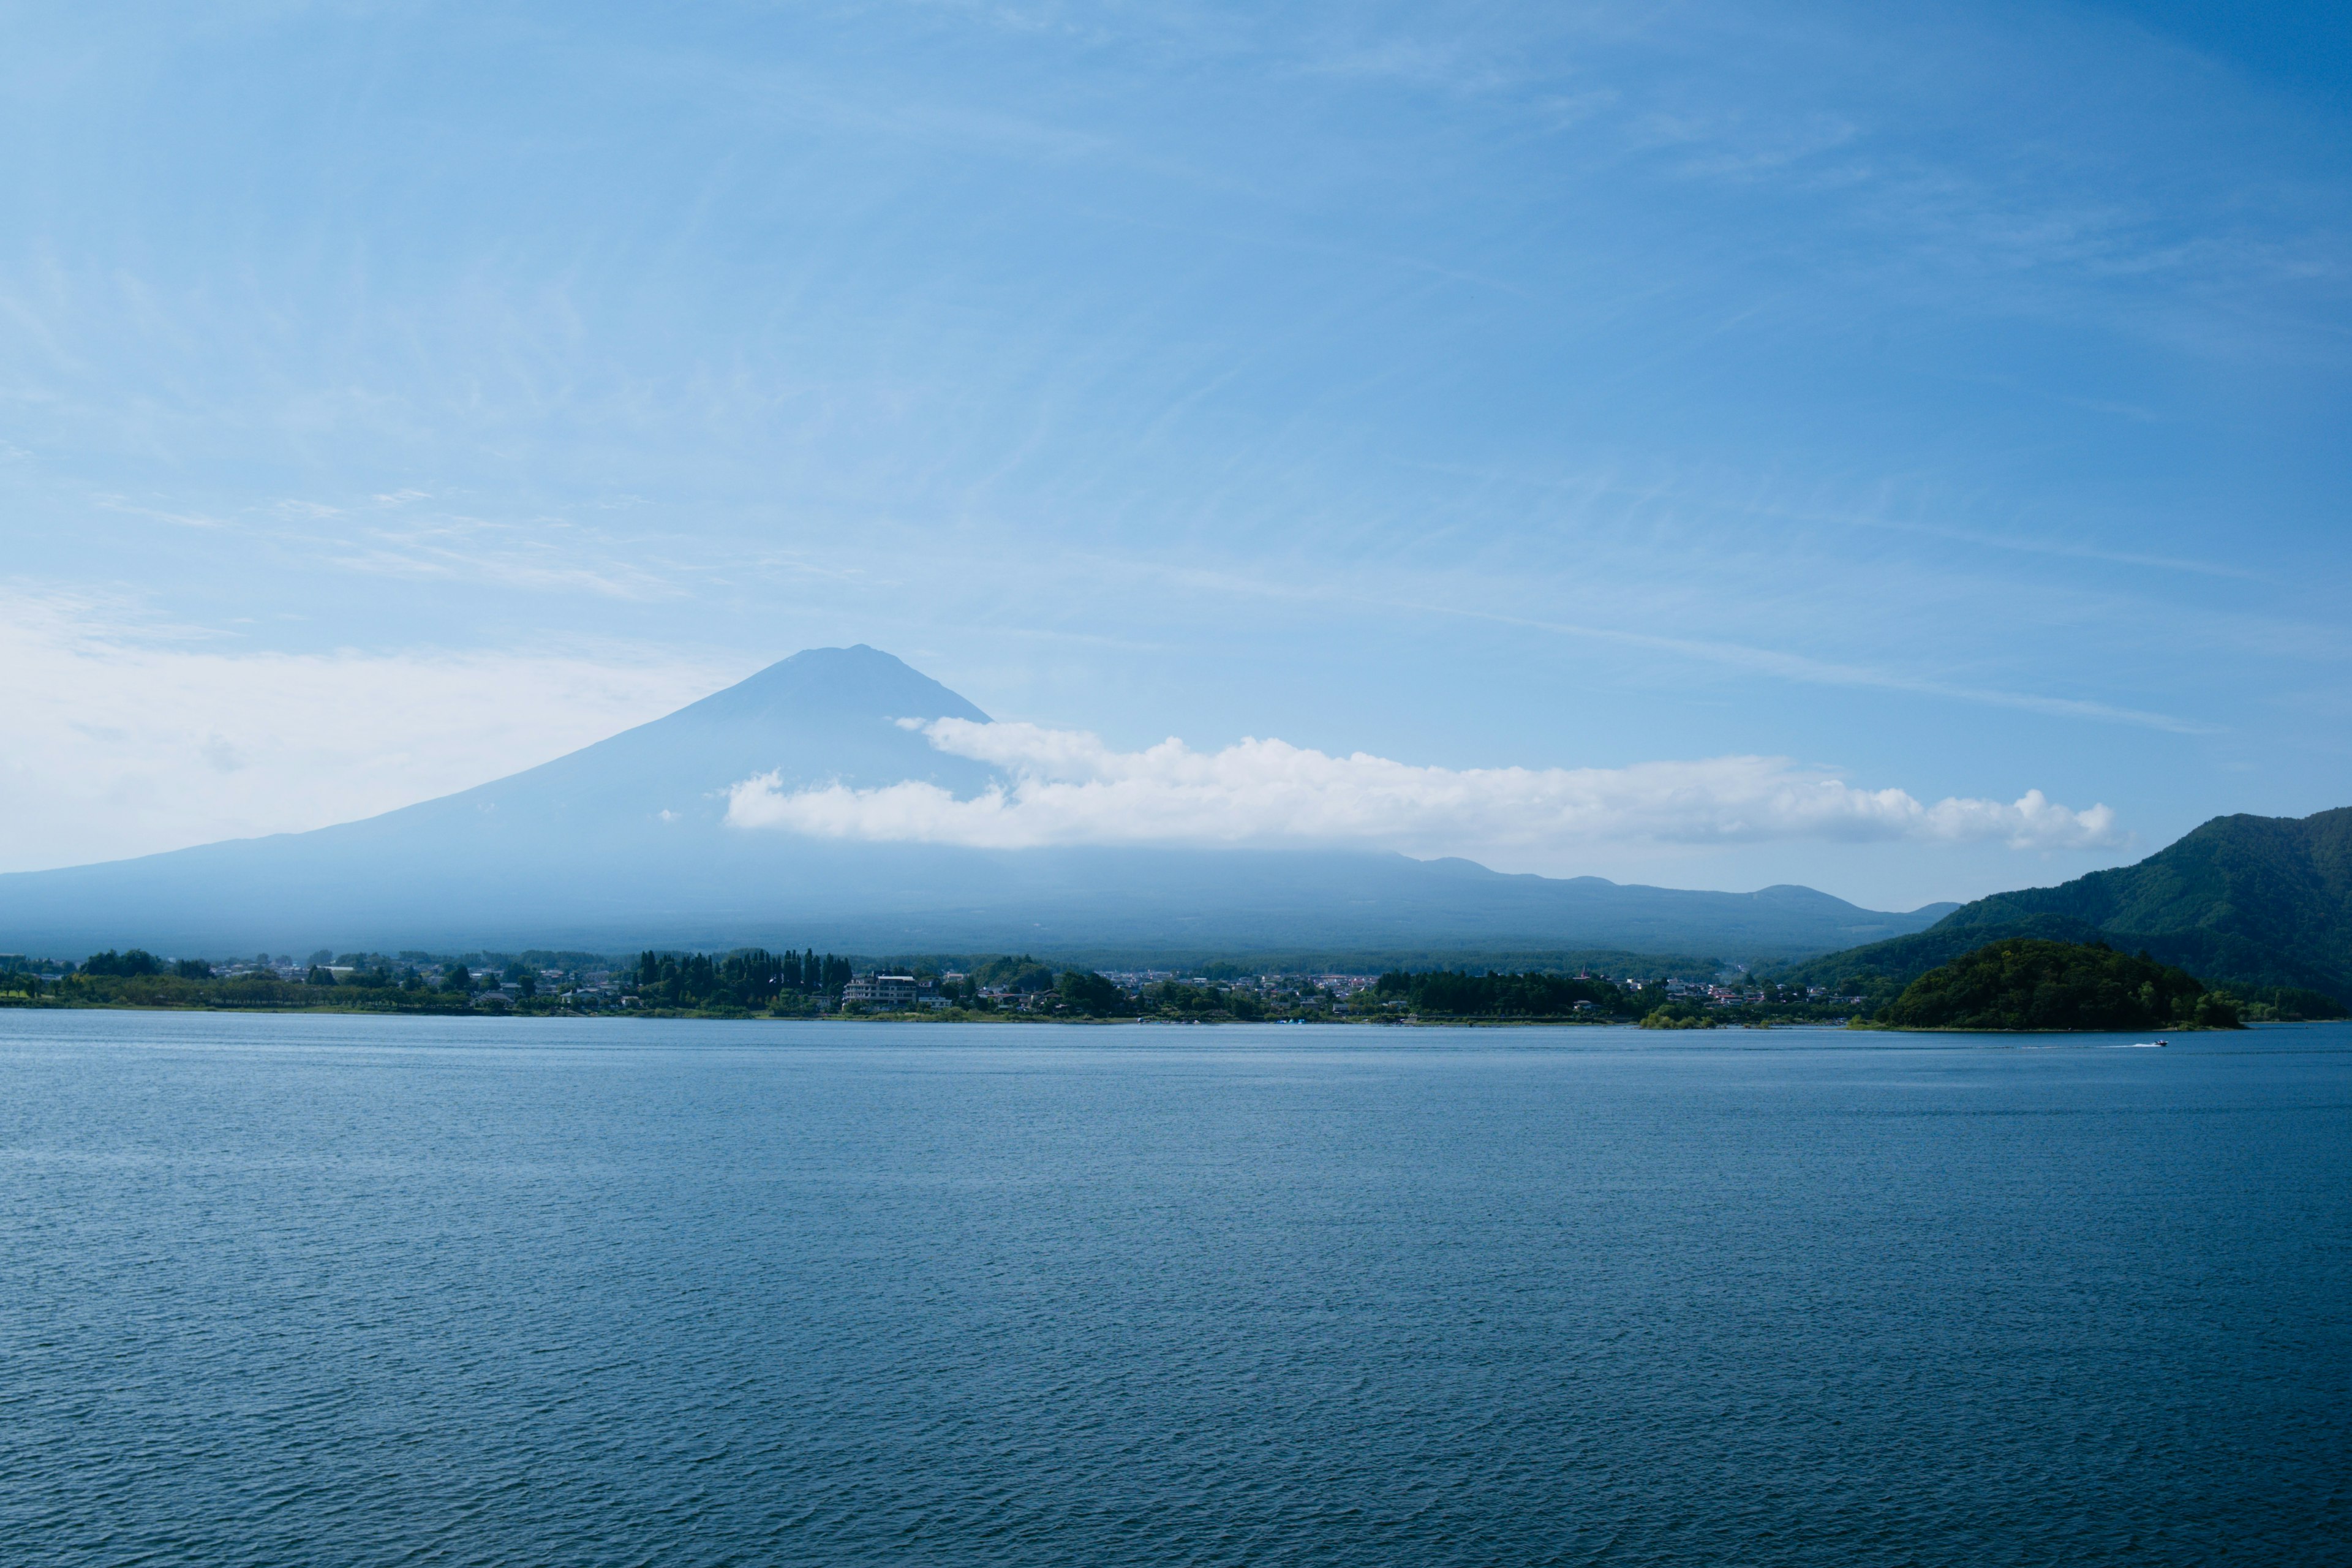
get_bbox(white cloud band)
[726,718,2122,856]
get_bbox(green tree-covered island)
[1868,939,2248,1031]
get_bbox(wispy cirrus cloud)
[301,494,686,600]
[1131,555,2222,735]
[727,718,2123,858]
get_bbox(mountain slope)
[1778,809,2352,1003]
[0,646,1954,959]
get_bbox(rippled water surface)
[2,1012,2346,1566]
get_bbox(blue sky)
[4,0,2347,907]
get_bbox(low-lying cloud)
[726,718,2123,857]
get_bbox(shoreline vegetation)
[1,937,2337,1030]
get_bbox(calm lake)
[3,1012,2346,1566]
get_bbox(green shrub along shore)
[1,938,2339,1029]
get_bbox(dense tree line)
[632,949,852,1011]
[79,948,167,977]
[1375,970,1638,1017]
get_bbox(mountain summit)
[389,644,995,832]
[0,647,1953,958]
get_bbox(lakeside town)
[0,946,1875,1025]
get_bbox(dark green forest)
[1874,939,2241,1031]
[1375,970,1634,1017]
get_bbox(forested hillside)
[1776,808,2352,1013]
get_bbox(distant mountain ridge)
[0,646,1955,960]
[1779,807,2352,1003]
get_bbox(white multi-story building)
[842,973,920,1008]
